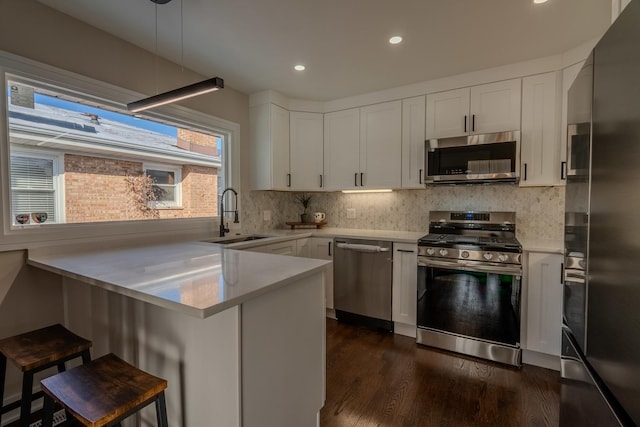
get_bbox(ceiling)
[37,0,612,101]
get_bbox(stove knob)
[483,253,493,260]
[439,249,448,257]
[461,250,470,259]
[426,248,436,256]
[498,254,509,262]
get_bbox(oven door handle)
[418,258,522,276]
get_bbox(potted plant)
[296,193,312,222]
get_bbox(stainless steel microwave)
[424,131,520,185]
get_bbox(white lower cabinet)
[245,239,297,255]
[524,251,563,357]
[243,237,334,309]
[392,243,417,337]
[308,237,334,310]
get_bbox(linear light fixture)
[341,189,393,194]
[127,77,224,113]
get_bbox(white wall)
[0,1,249,414]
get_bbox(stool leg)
[0,354,6,423]
[41,394,55,427]
[81,349,91,364]
[19,371,33,427]
[57,362,66,372]
[155,391,168,427]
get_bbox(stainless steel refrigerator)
[561,1,640,425]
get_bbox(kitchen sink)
[206,235,270,245]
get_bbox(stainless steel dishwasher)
[333,238,393,331]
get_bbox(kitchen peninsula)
[27,241,330,427]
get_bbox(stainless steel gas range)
[416,211,523,366]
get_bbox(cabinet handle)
[320,174,323,188]
[360,172,364,187]
[396,249,415,253]
[419,168,423,185]
[561,262,564,284]
[328,241,332,256]
[464,115,467,133]
[523,163,527,181]
[561,161,567,180]
[472,114,476,132]
[287,173,291,187]
[355,172,358,186]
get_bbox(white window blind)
[10,155,56,224]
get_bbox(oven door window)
[418,266,521,346]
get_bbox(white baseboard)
[394,322,416,338]
[523,349,560,371]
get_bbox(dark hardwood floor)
[321,319,560,427]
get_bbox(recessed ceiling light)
[389,36,403,45]
[533,0,548,3]
[294,65,306,71]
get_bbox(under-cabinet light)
[127,77,224,113]
[341,189,393,194]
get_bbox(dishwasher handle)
[335,242,390,253]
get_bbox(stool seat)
[0,324,92,372]
[41,353,168,427]
[0,324,92,427]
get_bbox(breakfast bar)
[27,241,330,427]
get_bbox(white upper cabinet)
[469,79,522,134]
[323,108,360,190]
[426,88,470,139]
[401,96,426,188]
[520,72,562,186]
[426,79,521,139]
[359,100,402,189]
[290,112,324,191]
[324,101,402,190]
[249,103,290,190]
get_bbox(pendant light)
[127,0,224,113]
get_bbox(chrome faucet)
[219,187,239,237]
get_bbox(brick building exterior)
[8,92,222,225]
[62,128,219,223]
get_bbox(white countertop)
[28,241,330,318]
[217,227,425,249]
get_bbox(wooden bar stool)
[0,324,92,427]
[41,353,168,427]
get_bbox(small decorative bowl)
[15,214,30,224]
[32,212,48,223]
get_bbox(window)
[144,164,182,208]
[10,151,62,225]
[5,76,226,226]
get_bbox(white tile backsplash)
[241,185,565,241]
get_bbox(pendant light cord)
[155,0,159,95]
[181,0,184,75]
